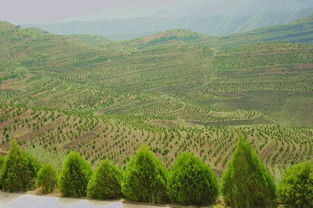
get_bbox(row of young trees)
[0,139,312,208]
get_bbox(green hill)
[1,20,313,126]
[0,19,313,176]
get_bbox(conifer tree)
[221,138,276,208]
[36,163,58,194]
[59,151,92,197]
[122,145,168,204]
[0,140,40,192]
[87,160,123,200]
[168,152,219,206]
[278,161,313,208]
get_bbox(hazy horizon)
[1,0,313,40]
[2,0,313,24]
[0,0,172,23]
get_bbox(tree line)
[0,139,312,208]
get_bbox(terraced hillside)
[0,19,313,177]
[1,22,312,126]
[1,104,312,179]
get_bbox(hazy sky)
[0,0,172,23]
[2,0,312,24]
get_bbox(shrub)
[277,161,313,208]
[221,138,276,208]
[122,145,168,204]
[0,140,40,192]
[87,160,123,200]
[59,151,92,197]
[168,152,219,206]
[36,164,58,194]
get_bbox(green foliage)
[59,151,92,198]
[36,163,58,194]
[122,145,168,204]
[87,160,123,200]
[0,140,40,192]
[0,155,4,169]
[0,155,4,189]
[221,138,276,208]
[278,161,313,208]
[167,152,219,206]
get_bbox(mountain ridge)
[21,0,313,40]
[2,11,313,50]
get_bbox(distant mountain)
[22,0,313,40]
[124,29,205,48]
[68,34,112,47]
[118,14,313,49]
[10,12,313,52]
[205,13,313,49]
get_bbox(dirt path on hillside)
[0,192,168,208]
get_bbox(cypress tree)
[278,161,313,208]
[0,140,40,192]
[59,151,92,198]
[221,138,276,208]
[87,160,123,200]
[36,163,58,194]
[122,145,168,204]
[168,152,219,206]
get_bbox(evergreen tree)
[221,138,276,208]
[168,152,219,206]
[278,161,313,208]
[59,151,92,198]
[87,160,123,200]
[122,145,168,204]
[0,140,40,192]
[36,163,58,194]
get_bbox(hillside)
[1,21,313,125]
[124,29,205,48]
[1,104,312,176]
[0,20,313,177]
[207,14,313,48]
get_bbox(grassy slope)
[0,18,313,176]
